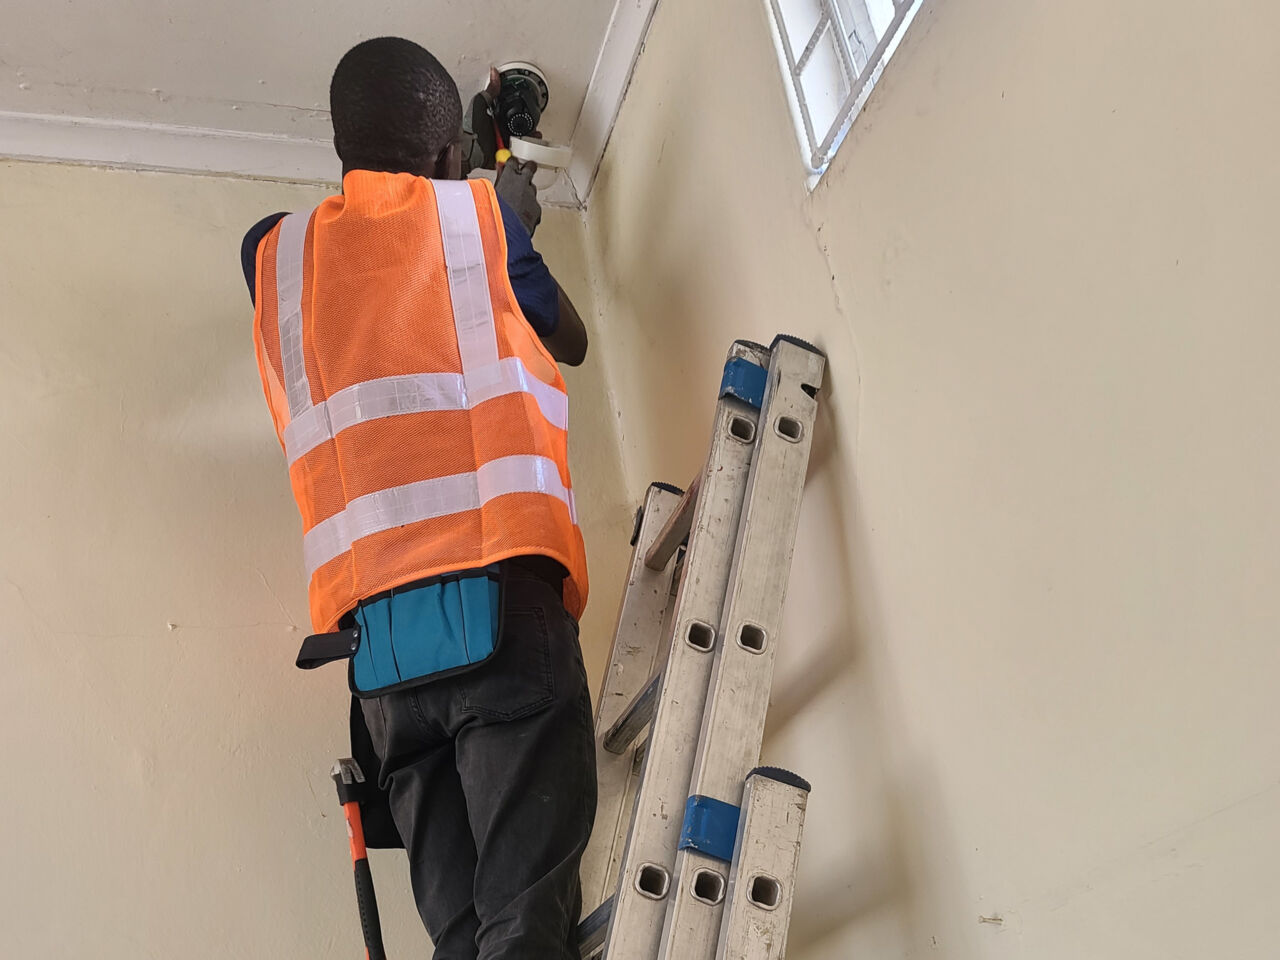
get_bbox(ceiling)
[0,0,647,196]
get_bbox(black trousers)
[359,570,597,959]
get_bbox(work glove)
[495,158,542,236]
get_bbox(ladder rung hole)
[728,416,756,444]
[692,869,726,905]
[635,863,670,900]
[775,416,804,442]
[738,623,767,654]
[748,874,782,910]
[686,620,716,652]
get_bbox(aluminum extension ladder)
[577,335,826,960]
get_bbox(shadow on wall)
[575,6,972,947]
[0,162,366,957]
[761,386,971,958]
[585,157,742,484]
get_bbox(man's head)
[330,37,463,179]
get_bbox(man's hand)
[495,158,542,236]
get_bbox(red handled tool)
[332,759,387,960]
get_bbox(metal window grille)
[767,0,922,170]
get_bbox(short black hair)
[330,37,462,174]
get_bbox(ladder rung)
[578,895,612,958]
[602,672,661,755]
[644,473,700,571]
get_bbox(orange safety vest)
[252,170,588,633]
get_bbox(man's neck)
[342,165,429,179]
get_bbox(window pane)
[768,0,924,172]
[865,0,896,37]
[798,20,850,141]
[835,0,874,70]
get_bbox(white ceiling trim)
[0,109,339,184]
[0,0,658,203]
[566,0,661,204]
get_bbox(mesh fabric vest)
[253,171,588,633]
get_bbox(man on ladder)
[241,37,596,960]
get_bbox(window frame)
[766,0,924,174]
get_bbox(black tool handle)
[353,857,386,960]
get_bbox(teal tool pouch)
[295,565,505,698]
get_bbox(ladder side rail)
[657,338,826,960]
[600,340,772,960]
[591,550,683,947]
[580,484,683,912]
[715,769,811,960]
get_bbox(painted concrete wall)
[578,1,1280,958]
[0,159,628,956]
[6,0,1279,952]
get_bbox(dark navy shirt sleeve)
[495,194,559,336]
[241,194,559,335]
[241,212,288,306]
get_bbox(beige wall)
[5,0,1280,953]
[0,159,627,956]
[579,0,1280,958]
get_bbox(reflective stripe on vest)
[303,453,574,575]
[281,359,569,464]
[272,180,577,578]
[275,210,312,420]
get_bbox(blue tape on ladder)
[719,358,768,410]
[678,795,741,863]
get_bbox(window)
[766,0,923,172]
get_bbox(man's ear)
[434,138,463,180]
